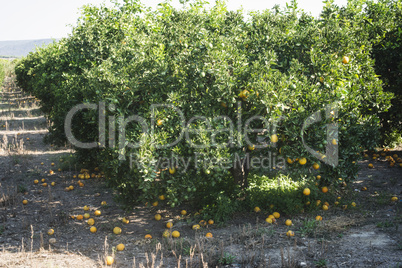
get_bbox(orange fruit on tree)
[159,195,165,200]
[105,256,114,266]
[287,158,294,164]
[152,201,158,207]
[169,167,176,174]
[239,89,250,99]
[248,144,255,151]
[303,188,310,196]
[316,175,321,180]
[312,163,320,170]
[299,158,307,165]
[113,227,122,235]
[321,186,328,193]
[172,231,180,238]
[116,244,125,251]
[271,134,278,143]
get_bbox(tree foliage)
[15,0,394,209]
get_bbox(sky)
[0,0,348,41]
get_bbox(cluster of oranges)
[70,203,125,266]
[365,149,402,168]
[253,205,321,238]
[74,168,104,180]
[154,205,215,239]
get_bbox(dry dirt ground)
[0,76,401,267]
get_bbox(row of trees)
[0,59,14,85]
[14,0,399,210]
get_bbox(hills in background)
[0,39,60,58]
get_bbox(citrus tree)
[15,0,392,210]
[364,0,402,145]
[0,59,14,85]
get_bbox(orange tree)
[364,0,402,145]
[15,0,392,210]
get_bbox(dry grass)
[0,249,99,268]
[318,215,363,233]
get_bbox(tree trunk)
[231,153,250,191]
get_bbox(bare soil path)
[0,76,401,267]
